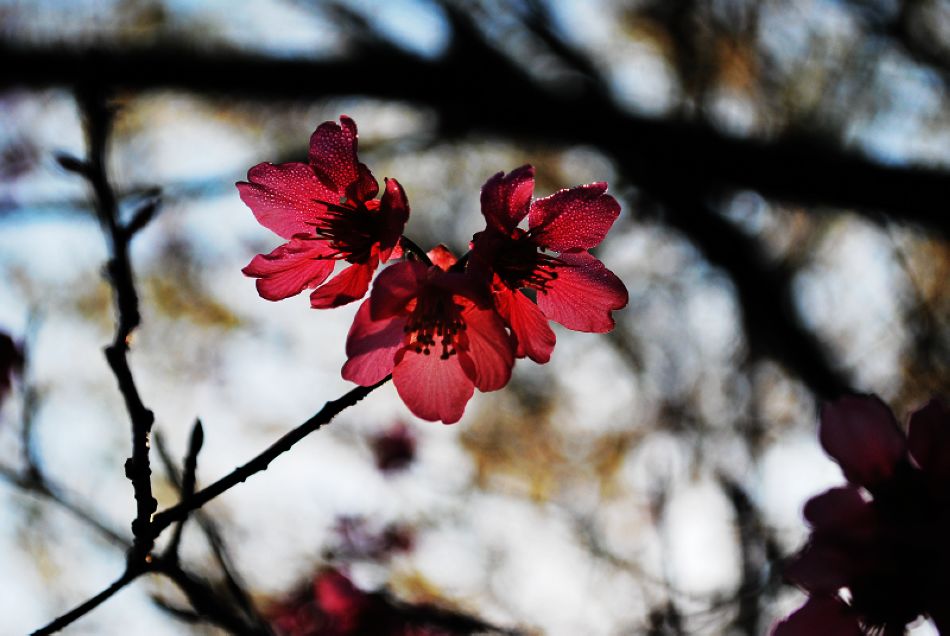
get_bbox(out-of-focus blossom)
[342,245,514,424]
[267,568,457,636]
[469,165,627,363]
[773,395,950,636]
[370,422,416,473]
[240,116,409,308]
[330,516,414,561]
[0,331,23,409]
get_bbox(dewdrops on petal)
[238,116,409,308]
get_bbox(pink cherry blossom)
[469,165,628,363]
[774,395,950,636]
[342,246,514,424]
[239,116,408,308]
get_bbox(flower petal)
[803,487,875,537]
[427,244,458,271]
[529,182,620,252]
[341,299,405,386]
[0,331,23,406]
[819,394,906,489]
[369,261,427,320]
[495,286,555,363]
[460,303,514,392]
[310,259,376,309]
[537,250,628,333]
[907,398,950,487]
[480,165,535,234]
[378,178,410,262]
[393,347,475,424]
[784,542,855,594]
[238,162,335,239]
[930,607,950,635]
[771,597,863,636]
[308,116,378,203]
[242,237,335,301]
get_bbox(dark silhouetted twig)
[75,84,158,560]
[152,375,391,534]
[31,568,143,636]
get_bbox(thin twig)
[155,561,265,634]
[161,421,204,561]
[155,427,273,633]
[151,376,390,534]
[0,466,131,548]
[398,235,433,265]
[75,84,158,559]
[31,567,143,636]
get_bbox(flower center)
[494,231,561,292]
[313,197,381,263]
[403,292,465,359]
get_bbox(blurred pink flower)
[773,395,950,636]
[0,331,23,409]
[331,516,414,561]
[370,422,417,473]
[268,568,454,636]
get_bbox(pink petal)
[480,165,535,234]
[459,303,514,392]
[529,182,621,252]
[930,608,950,634]
[495,287,555,363]
[341,299,405,386]
[378,178,410,262]
[314,569,369,629]
[310,259,376,309]
[308,116,378,203]
[393,347,475,424]
[369,261,427,320]
[784,542,855,594]
[771,597,863,636]
[907,398,950,486]
[819,395,907,488]
[537,250,628,333]
[242,237,336,301]
[238,162,335,239]
[0,332,23,406]
[803,487,875,537]
[427,244,458,271]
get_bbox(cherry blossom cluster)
[239,116,628,423]
[773,395,950,635]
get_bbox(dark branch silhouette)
[151,375,391,535]
[0,39,947,230]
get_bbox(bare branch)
[151,376,390,535]
[75,84,158,560]
[0,466,130,548]
[31,568,143,636]
[0,41,947,230]
[154,426,273,633]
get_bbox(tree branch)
[154,427,273,634]
[31,568,143,636]
[75,84,158,560]
[1,41,947,231]
[0,466,131,549]
[151,376,390,535]
[648,190,852,399]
